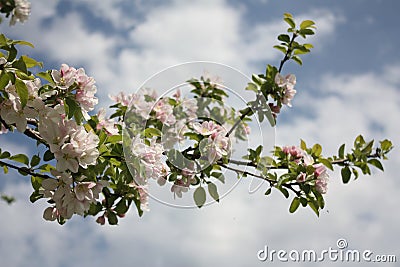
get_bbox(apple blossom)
[0,122,8,134]
[153,99,176,126]
[51,64,76,89]
[275,73,297,107]
[171,179,190,199]
[192,120,221,136]
[9,0,30,26]
[96,108,119,136]
[74,68,98,119]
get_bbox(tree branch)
[0,159,53,179]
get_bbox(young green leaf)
[273,45,287,54]
[289,197,300,213]
[338,144,345,159]
[10,154,29,165]
[367,159,384,171]
[30,155,41,167]
[284,17,296,28]
[208,182,219,202]
[15,79,29,108]
[341,166,351,184]
[291,55,303,66]
[300,20,316,30]
[194,186,206,208]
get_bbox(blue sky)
[1,0,400,266]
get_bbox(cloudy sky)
[1,0,400,266]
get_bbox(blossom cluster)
[51,64,98,119]
[282,145,329,194]
[0,61,106,221]
[192,120,231,164]
[41,170,107,221]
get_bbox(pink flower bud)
[96,215,106,225]
[296,172,307,183]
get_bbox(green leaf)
[338,144,345,158]
[114,198,129,215]
[273,45,287,54]
[380,139,393,151]
[283,13,293,18]
[15,79,28,108]
[300,20,316,29]
[10,154,29,165]
[318,158,333,171]
[312,143,322,157]
[21,55,43,68]
[291,55,303,66]
[65,97,79,119]
[37,71,55,84]
[12,40,34,48]
[29,191,43,203]
[12,57,28,74]
[107,211,118,225]
[299,197,308,207]
[303,43,314,49]
[38,163,55,172]
[0,151,11,159]
[30,155,40,167]
[0,34,7,46]
[144,128,162,138]
[278,187,289,198]
[194,186,206,208]
[0,72,11,90]
[278,34,290,43]
[299,29,315,37]
[265,188,272,195]
[211,172,225,184]
[43,150,55,161]
[341,166,351,184]
[308,200,320,217]
[7,45,17,62]
[300,139,307,150]
[207,182,219,202]
[284,17,296,28]
[289,197,300,213]
[245,82,258,93]
[31,176,44,191]
[367,159,384,171]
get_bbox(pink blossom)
[315,175,329,194]
[275,73,297,107]
[313,163,327,178]
[74,68,98,118]
[109,92,133,107]
[296,172,307,183]
[130,135,169,181]
[282,145,304,158]
[0,122,8,134]
[204,131,231,163]
[313,163,329,194]
[96,108,119,136]
[303,154,314,166]
[153,99,176,126]
[192,121,221,136]
[171,179,189,198]
[51,64,76,89]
